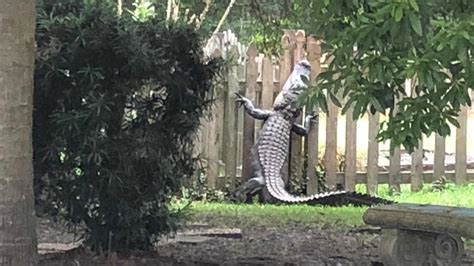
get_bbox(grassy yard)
[185,183,474,249]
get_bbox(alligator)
[233,59,392,206]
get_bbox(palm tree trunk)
[0,0,38,264]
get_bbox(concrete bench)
[363,203,474,266]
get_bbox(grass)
[358,183,474,207]
[184,183,474,249]
[189,203,367,228]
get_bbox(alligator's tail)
[264,172,392,206]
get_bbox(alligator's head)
[273,59,311,110]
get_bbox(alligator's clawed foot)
[306,111,318,122]
[231,177,264,203]
[234,93,248,108]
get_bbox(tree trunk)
[0,1,38,265]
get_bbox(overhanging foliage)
[294,0,473,152]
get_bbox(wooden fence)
[195,30,474,195]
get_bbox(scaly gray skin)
[234,59,391,206]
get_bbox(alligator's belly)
[256,115,292,173]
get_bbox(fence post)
[367,112,379,195]
[241,45,258,183]
[324,55,339,189]
[408,79,423,191]
[261,57,274,118]
[455,105,468,184]
[389,93,402,192]
[279,32,295,185]
[223,45,240,189]
[206,48,224,189]
[344,105,357,192]
[306,36,321,195]
[289,30,306,189]
[433,134,445,180]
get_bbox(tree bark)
[0,1,38,265]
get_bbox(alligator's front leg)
[235,93,272,120]
[292,112,317,136]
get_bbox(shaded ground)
[38,218,474,265]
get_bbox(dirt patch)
[37,218,474,265]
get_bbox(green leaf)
[394,7,404,22]
[439,123,451,136]
[446,116,460,128]
[408,0,419,12]
[371,97,385,113]
[329,91,342,107]
[408,13,422,36]
[341,97,355,115]
[457,46,468,64]
[318,94,329,113]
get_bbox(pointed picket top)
[295,30,306,48]
[306,35,321,59]
[246,43,258,58]
[306,35,322,80]
[281,34,291,50]
[294,30,306,63]
[283,29,297,45]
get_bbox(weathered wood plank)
[241,45,258,183]
[261,57,274,113]
[278,31,295,185]
[306,35,321,195]
[223,46,240,190]
[289,30,306,189]
[344,106,357,192]
[388,94,402,193]
[206,48,224,188]
[325,92,339,189]
[455,105,468,185]
[411,142,424,192]
[433,133,446,180]
[363,203,474,239]
[367,112,379,195]
[410,80,423,191]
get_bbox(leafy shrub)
[34,0,221,252]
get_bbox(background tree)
[0,0,38,264]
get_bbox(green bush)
[34,0,221,252]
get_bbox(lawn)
[186,183,474,250]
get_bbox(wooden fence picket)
[434,134,446,180]
[289,30,306,188]
[409,80,424,192]
[388,91,402,192]
[367,112,379,195]
[223,45,240,189]
[241,45,258,183]
[261,57,274,117]
[344,105,357,192]
[278,32,294,185]
[455,105,468,184]
[206,47,224,189]
[306,35,321,194]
